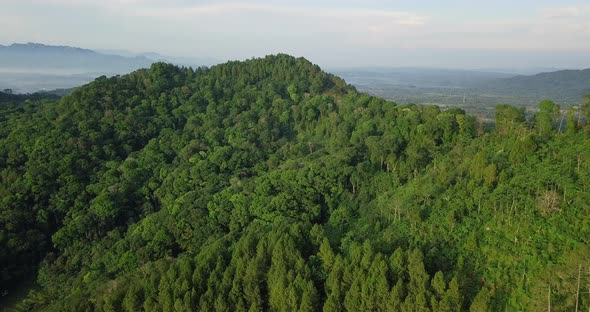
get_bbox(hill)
[1,55,589,311]
[481,68,590,105]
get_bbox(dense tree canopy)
[1,54,589,311]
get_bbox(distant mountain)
[98,49,221,67]
[481,68,590,105]
[0,43,153,74]
[475,67,565,75]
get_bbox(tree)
[495,105,525,135]
[470,287,493,312]
[534,100,559,136]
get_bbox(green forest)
[1,55,589,311]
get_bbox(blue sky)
[2,0,590,69]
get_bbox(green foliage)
[534,100,560,136]
[494,104,526,135]
[1,55,589,311]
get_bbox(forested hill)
[481,68,590,103]
[1,54,589,311]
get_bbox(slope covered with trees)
[482,68,590,103]
[1,55,589,311]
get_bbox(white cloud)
[541,6,590,19]
[382,6,590,51]
[133,3,428,26]
[113,2,588,52]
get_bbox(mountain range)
[0,43,153,74]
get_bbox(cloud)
[384,5,590,51]
[133,2,429,26]
[110,2,588,52]
[541,6,590,19]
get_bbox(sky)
[2,0,590,69]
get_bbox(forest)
[1,54,589,311]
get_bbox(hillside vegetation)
[1,55,590,311]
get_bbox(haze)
[2,0,590,69]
